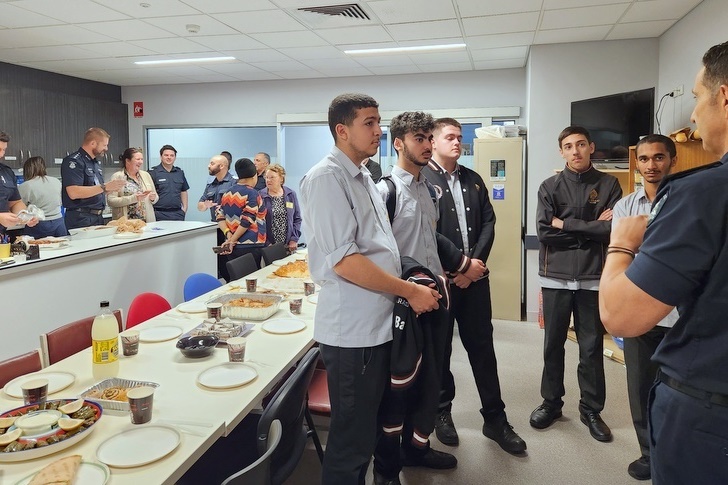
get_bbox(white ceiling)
[0,0,703,86]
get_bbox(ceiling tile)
[541,4,631,30]
[275,70,327,79]
[387,20,462,41]
[0,3,62,28]
[337,41,399,51]
[351,54,416,68]
[183,73,240,82]
[93,0,201,18]
[417,62,473,73]
[76,42,157,57]
[15,0,129,23]
[462,12,540,37]
[473,58,527,70]
[223,49,292,63]
[458,0,544,17]
[190,34,267,51]
[83,20,176,41]
[249,59,311,72]
[367,0,457,23]
[411,50,471,65]
[470,46,529,62]
[544,0,630,8]
[398,37,465,47]
[0,45,103,62]
[367,64,421,76]
[622,0,703,22]
[181,0,277,14]
[300,58,364,70]
[316,25,393,45]
[213,10,306,33]
[199,62,270,75]
[535,25,612,44]
[313,66,374,77]
[144,15,239,37]
[606,19,676,39]
[250,31,329,48]
[277,45,346,60]
[129,37,214,55]
[0,25,113,48]
[467,32,535,50]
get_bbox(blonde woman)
[107,147,158,221]
[259,163,301,252]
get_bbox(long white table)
[1,221,217,360]
[0,255,316,484]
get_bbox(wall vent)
[298,4,370,21]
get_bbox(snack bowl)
[176,335,219,358]
[207,293,283,321]
[14,409,63,435]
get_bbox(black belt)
[657,369,728,407]
[155,208,182,212]
[68,208,103,215]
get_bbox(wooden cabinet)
[628,140,717,192]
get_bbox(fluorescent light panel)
[134,56,236,66]
[345,44,466,56]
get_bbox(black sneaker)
[402,448,457,469]
[627,456,651,480]
[434,410,459,446]
[483,417,527,454]
[529,402,563,429]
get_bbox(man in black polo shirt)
[149,144,189,221]
[601,41,728,483]
[62,127,125,230]
[253,152,270,191]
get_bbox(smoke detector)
[186,24,200,34]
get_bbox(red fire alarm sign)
[133,102,144,118]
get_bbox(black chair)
[226,253,259,282]
[261,243,288,266]
[258,347,324,484]
[222,419,282,485]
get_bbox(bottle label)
[92,337,119,364]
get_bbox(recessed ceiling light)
[134,56,236,66]
[345,44,466,56]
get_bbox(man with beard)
[198,154,236,278]
[62,127,125,230]
[300,95,441,485]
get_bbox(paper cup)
[289,298,303,315]
[21,378,49,406]
[206,302,223,321]
[120,329,140,356]
[303,280,315,296]
[246,278,257,292]
[226,337,247,362]
[128,386,155,424]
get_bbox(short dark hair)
[558,126,592,148]
[160,144,177,156]
[0,131,9,143]
[635,134,677,159]
[220,151,233,163]
[328,93,379,140]
[702,41,728,93]
[257,152,270,164]
[390,112,435,154]
[119,147,143,164]
[433,117,461,134]
[234,157,257,179]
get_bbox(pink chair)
[40,309,123,367]
[0,349,43,388]
[126,292,172,329]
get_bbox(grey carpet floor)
[286,320,647,485]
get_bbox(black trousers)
[64,210,104,230]
[439,277,506,422]
[320,342,390,485]
[624,326,668,457]
[154,209,185,221]
[540,288,605,412]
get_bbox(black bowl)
[176,335,219,358]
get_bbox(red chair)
[0,350,42,388]
[40,309,123,367]
[126,292,172,329]
[308,368,331,416]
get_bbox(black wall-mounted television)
[570,87,654,162]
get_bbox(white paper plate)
[262,317,306,335]
[15,460,110,485]
[3,371,76,398]
[270,260,287,266]
[177,301,208,314]
[307,294,318,305]
[96,425,180,468]
[197,363,258,389]
[112,232,142,239]
[138,326,183,343]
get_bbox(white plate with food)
[15,458,110,485]
[96,425,180,468]
[27,237,70,250]
[307,294,318,305]
[176,301,208,314]
[4,371,76,398]
[138,326,183,343]
[261,317,306,335]
[69,226,117,239]
[112,232,142,239]
[197,363,258,389]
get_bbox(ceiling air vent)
[298,3,370,21]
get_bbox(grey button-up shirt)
[300,146,401,347]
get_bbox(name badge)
[286,202,294,209]
[159,178,167,182]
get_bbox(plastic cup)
[289,298,303,315]
[206,302,223,321]
[21,378,49,406]
[227,337,247,362]
[303,280,315,296]
[128,386,155,424]
[0,244,10,258]
[120,329,140,356]
[246,278,257,292]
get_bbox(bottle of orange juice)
[92,301,119,380]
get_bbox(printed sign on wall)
[493,184,505,200]
[133,102,144,118]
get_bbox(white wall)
[657,0,725,134]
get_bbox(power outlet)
[672,85,684,97]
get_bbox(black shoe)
[627,456,651,480]
[580,411,613,442]
[402,448,457,469]
[373,469,402,485]
[483,418,527,454]
[529,402,562,429]
[434,410,459,446]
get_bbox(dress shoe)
[373,469,402,485]
[402,447,457,469]
[434,410,459,446]
[529,402,562,429]
[627,455,651,480]
[483,417,527,454]
[580,411,613,442]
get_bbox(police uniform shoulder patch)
[68,161,76,169]
[647,192,668,227]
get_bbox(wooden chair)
[261,243,288,266]
[126,292,172,329]
[39,309,123,367]
[0,349,43,388]
[226,253,259,282]
[222,420,282,485]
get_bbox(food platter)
[0,399,102,462]
[69,226,117,239]
[96,425,180,468]
[80,378,160,412]
[27,237,70,250]
[4,372,76,399]
[15,460,110,485]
